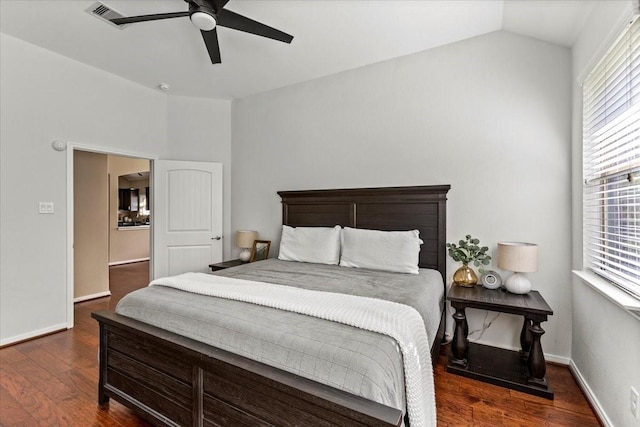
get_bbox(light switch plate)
[39,202,54,214]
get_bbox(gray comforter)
[115,259,443,415]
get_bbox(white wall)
[0,34,232,345]
[570,1,640,426]
[167,96,232,258]
[232,30,573,359]
[0,33,168,345]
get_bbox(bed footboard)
[92,310,403,427]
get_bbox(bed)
[92,184,450,427]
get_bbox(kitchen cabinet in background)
[118,188,139,211]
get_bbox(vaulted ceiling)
[0,0,598,99]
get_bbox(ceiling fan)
[110,0,293,64]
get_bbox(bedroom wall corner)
[166,95,233,260]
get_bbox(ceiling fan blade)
[110,11,190,26]
[216,9,293,44]
[201,29,222,64]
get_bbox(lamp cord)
[446,305,501,341]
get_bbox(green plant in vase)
[447,235,491,287]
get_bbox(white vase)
[505,272,531,294]
[238,248,251,262]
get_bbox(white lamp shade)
[497,242,538,273]
[236,230,258,249]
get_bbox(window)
[583,16,640,298]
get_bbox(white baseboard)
[544,352,571,365]
[109,257,149,266]
[569,360,613,427]
[0,323,68,347]
[74,290,111,303]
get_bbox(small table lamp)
[497,242,538,294]
[236,230,258,262]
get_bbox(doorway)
[67,149,223,329]
[67,144,156,328]
[73,151,151,302]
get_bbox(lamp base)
[505,273,531,294]
[239,248,251,262]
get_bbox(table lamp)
[497,242,538,294]
[236,230,258,262]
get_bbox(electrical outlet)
[632,386,639,419]
[38,202,54,214]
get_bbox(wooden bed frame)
[92,184,450,427]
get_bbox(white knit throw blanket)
[150,272,436,427]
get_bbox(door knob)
[211,236,222,240]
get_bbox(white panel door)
[153,160,222,279]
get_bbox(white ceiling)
[0,0,597,100]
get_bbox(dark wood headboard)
[277,185,450,280]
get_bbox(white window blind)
[583,16,640,298]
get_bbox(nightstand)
[446,285,554,399]
[208,259,244,272]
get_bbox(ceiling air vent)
[85,2,129,29]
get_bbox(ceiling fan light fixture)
[190,11,216,31]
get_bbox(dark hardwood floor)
[0,262,152,427]
[0,261,601,426]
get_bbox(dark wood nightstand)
[446,285,554,399]
[208,259,244,272]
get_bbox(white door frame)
[66,142,157,329]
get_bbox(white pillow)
[339,227,422,274]
[278,225,341,265]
